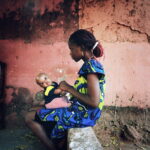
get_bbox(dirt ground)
[93,106,150,150]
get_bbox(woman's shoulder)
[78,59,105,75]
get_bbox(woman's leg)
[25,112,57,150]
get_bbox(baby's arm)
[54,88,63,94]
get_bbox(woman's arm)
[58,74,100,108]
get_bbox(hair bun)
[93,43,104,57]
[98,43,104,57]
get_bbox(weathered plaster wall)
[0,0,80,122]
[79,0,150,107]
[0,40,80,104]
[0,0,79,42]
[0,0,150,112]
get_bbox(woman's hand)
[54,81,71,95]
[58,81,71,91]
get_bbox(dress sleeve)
[78,59,105,78]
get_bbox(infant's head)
[36,73,51,88]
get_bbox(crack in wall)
[116,21,150,43]
[113,0,116,13]
[79,0,150,43]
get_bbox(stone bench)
[68,127,103,150]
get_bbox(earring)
[82,51,84,57]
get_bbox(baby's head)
[36,73,51,88]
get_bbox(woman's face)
[68,42,83,62]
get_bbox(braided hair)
[68,29,104,57]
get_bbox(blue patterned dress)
[36,59,106,139]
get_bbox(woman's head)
[68,29,104,59]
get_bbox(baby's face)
[37,76,51,88]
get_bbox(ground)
[93,106,150,150]
[0,127,46,150]
[0,106,150,150]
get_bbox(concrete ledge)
[68,127,103,150]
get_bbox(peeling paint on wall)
[0,0,79,43]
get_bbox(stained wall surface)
[0,0,150,108]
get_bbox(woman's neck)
[82,53,95,62]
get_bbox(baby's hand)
[54,88,62,94]
[54,89,67,96]
[54,81,71,95]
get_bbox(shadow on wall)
[5,86,34,127]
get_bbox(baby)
[35,73,71,108]
[25,73,70,125]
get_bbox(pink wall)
[102,43,150,108]
[0,40,81,104]
[0,0,150,108]
[0,0,79,107]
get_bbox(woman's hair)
[69,29,104,57]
